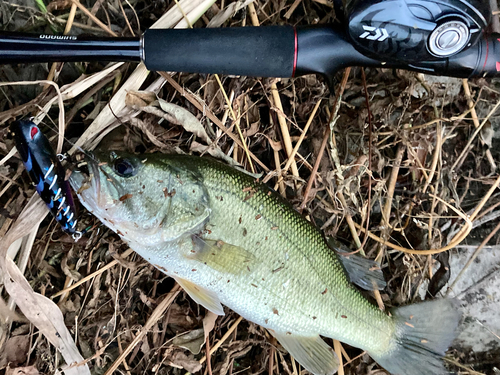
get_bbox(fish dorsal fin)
[273,332,339,375]
[328,238,386,291]
[337,251,386,291]
[174,277,225,316]
[187,236,257,275]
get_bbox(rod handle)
[143,26,295,77]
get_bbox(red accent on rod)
[292,27,298,77]
[482,34,490,72]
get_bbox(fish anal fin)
[174,277,225,316]
[187,236,257,275]
[273,332,339,375]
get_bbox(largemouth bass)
[70,152,460,375]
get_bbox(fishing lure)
[11,119,81,240]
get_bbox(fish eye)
[113,158,136,178]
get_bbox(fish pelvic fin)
[273,332,339,375]
[174,277,225,316]
[371,299,461,375]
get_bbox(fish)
[11,119,81,239]
[69,151,461,375]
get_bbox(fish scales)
[186,156,393,349]
[70,152,462,375]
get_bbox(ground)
[0,0,499,374]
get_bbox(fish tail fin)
[371,299,461,375]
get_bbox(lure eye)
[113,158,136,178]
[30,126,39,139]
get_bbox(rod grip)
[142,26,295,77]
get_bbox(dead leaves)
[172,328,205,354]
[5,367,39,375]
[0,335,29,370]
[126,90,211,144]
[168,350,202,373]
[0,196,90,375]
[125,90,245,166]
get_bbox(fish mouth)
[68,152,131,235]
[69,152,104,211]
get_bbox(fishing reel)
[0,0,497,83]
[345,0,493,76]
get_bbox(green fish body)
[70,152,460,375]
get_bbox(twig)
[160,73,269,171]
[284,0,301,19]
[118,0,135,35]
[117,335,133,375]
[333,340,344,375]
[269,336,275,374]
[422,120,442,193]
[468,174,500,222]
[355,188,477,255]
[359,68,372,250]
[104,285,181,375]
[197,316,243,365]
[0,80,65,154]
[51,249,134,298]
[205,333,213,375]
[215,74,255,173]
[271,82,299,177]
[376,141,405,262]
[446,219,500,296]
[273,145,286,197]
[71,0,118,36]
[47,3,78,82]
[274,98,323,190]
[443,357,486,375]
[249,2,298,178]
[173,0,193,29]
[247,2,260,26]
[454,80,497,172]
[337,192,364,254]
[300,67,351,211]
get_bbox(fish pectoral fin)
[273,332,339,375]
[187,236,257,275]
[174,277,225,316]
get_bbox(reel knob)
[428,20,470,57]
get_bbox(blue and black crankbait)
[11,119,81,240]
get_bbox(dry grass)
[0,0,499,374]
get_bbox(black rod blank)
[0,32,141,64]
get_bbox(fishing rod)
[0,0,495,85]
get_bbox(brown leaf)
[46,0,72,12]
[6,366,40,375]
[172,328,205,355]
[169,351,202,373]
[190,141,241,167]
[243,121,260,137]
[203,311,218,339]
[0,335,29,369]
[125,90,157,108]
[157,98,211,144]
